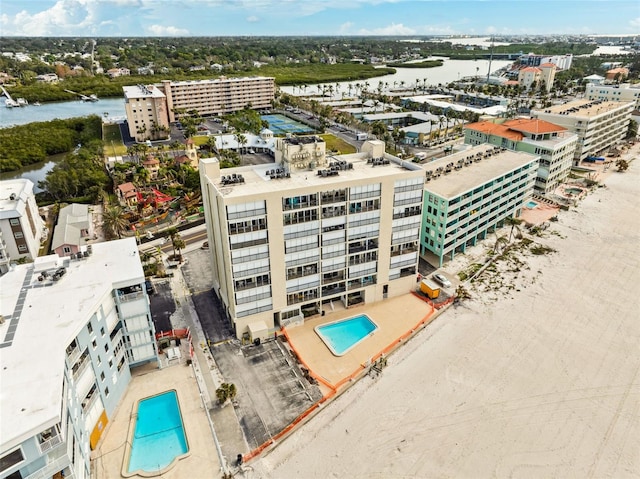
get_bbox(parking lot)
[180,248,323,453]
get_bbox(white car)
[432,273,451,288]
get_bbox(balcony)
[24,447,71,479]
[38,425,64,454]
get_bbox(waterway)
[279,58,513,96]
[0,97,126,129]
[0,153,65,193]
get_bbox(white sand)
[251,151,640,478]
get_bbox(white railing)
[39,432,64,453]
[23,451,70,479]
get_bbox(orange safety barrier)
[155,328,189,341]
[282,328,336,392]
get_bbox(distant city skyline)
[1,0,639,37]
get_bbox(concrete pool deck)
[284,293,438,392]
[91,357,221,479]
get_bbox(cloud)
[147,24,190,36]
[339,22,354,34]
[358,22,416,35]
[246,15,259,23]
[2,0,101,36]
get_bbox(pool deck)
[284,294,437,393]
[92,354,222,479]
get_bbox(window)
[105,387,110,397]
[100,372,105,382]
[0,447,24,473]
[63,246,71,254]
[108,359,113,368]
[87,323,93,334]
[9,218,19,226]
[96,355,101,366]
[104,344,109,353]
[100,327,105,337]
[91,340,97,349]
[13,231,24,239]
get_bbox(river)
[279,58,513,96]
[0,97,126,129]
[0,152,66,193]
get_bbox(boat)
[16,98,28,107]
[82,94,99,102]
[5,98,19,108]
[33,101,41,106]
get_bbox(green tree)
[165,227,185,261]
[215,383,237,405]
[234,133,247,165]
[103,206,129,239]
[504,216,523,242]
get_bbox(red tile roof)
[520,66,542,73]
[465,121,523,141]
[503,118,566,134]
[539,62,556,68]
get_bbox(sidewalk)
[166,260,248,474]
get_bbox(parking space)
[148,278,175,333]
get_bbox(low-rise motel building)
[532,99,634,164]
[123,76,275,142]
[420,144,538,266]
[464,118,577,195]
[0,238,157,479]
[199,139,424,340]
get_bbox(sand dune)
[251,152,640,479]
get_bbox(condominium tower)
[123,76,275,142]
[199,139,424,340]
[0,179,45,273]
[0,238,157,479]
[532,99,634,163]
[464,118,577,194]
[585,83,640,108]
[420,144,538,266]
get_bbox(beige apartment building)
[199,139,424,340]
[585,83,640,108]
[532,99,634,163]
[123,84,170,142]
[160,76,275,122]
[123,76,275,142]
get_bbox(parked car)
[145,280,155,295]
[432,273,451,288]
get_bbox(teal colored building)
[420,145,538,266]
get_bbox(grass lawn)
[191,135,210,147]
[320,134,357,155]
[102,123,127,156]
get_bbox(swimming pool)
[526,200,538,208]
[125,390,189,476]
[261,114,315,135]
[315,314,378,356]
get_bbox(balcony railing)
[23,453,71,479]
[38,431,64,454]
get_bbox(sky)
[1,0,639,37]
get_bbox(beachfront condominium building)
[519,53,573,70]
[0,179,45,272]
[159,76,275,122]
[199,139,424,340]
[585,83,640,108]
[517,63,555,92]
[464,118,577,194]
[0,238,157,479]
[123,84,171,143]
[420,144,538,266]
[532,99,634,163]
[123,77,275,142]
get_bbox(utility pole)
[486,36,494,84]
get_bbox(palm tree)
[234,133,247,165]
[165,227,186,261]
[103,206,128,239]
[504,216,523,242]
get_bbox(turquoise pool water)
[526,200,538,208]
[261,114,315,135]
[128,390,188,474]
[315,314,378,356]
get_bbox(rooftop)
[421,144,539,199]
[0,238,144,452]
[201,150,422,200]
[503,118,567,135]
[534,99,634,118]
[122,84,165,99]
[0,178,34,220]
[163,76,274,87]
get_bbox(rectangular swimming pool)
[526,200,538,208]
[125,390,189,476]
[315,314,378,356]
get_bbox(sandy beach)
[250,152,640,478]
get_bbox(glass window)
[0,447,24,473]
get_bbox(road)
[139,224,208,255]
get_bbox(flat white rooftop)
[535,99,634,118]
[0,178,33,220]
[202,153,423,200]
[0,238,144,452]
[422,144,539,199]
[122,84,165,99]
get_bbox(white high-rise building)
[0,179,45,272]
[585,83,640,108]
[532,99,634,163]
[0,238,157,479]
